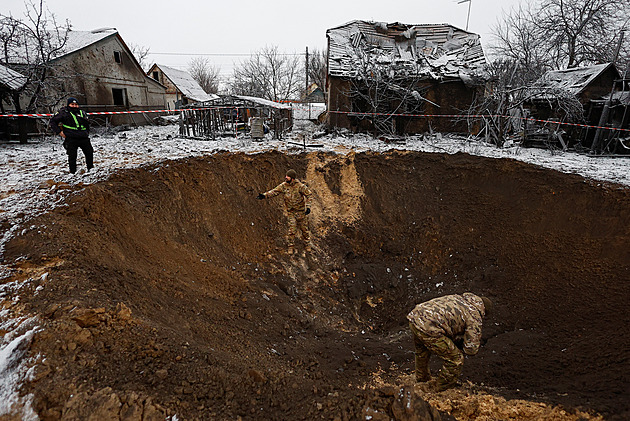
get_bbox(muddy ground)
[1,150,629,420]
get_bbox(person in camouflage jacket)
[257,169,313,254]
[407,293,492,392]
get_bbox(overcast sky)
[3,0,524,81]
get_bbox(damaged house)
[4,28,167,129]
[326,20,487,135]
[524,63,622,150]
[147,64,218,109]
[527,63,620,122]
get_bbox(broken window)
[114,51,122,64]
[112,88,127,107]
[152,71,159,82]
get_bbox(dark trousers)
[65,137,93,173]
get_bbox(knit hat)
[67,97,79,106]
[480,296,493,317]
[286,169,297,179]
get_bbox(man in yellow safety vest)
[50,97,93,174]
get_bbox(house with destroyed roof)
[3,28,167,131]
[524,63,622,150]
[147,64,219,109]
[528,63,620,117]
[325,20,487,135]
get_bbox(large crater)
[4,150,630,420]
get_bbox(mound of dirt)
[2,150,629,420]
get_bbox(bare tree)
[0,0,70,142]
[229,46,303,102]
[490,4,552,83]
[188,57,220,94]
[537,0,630,68]
[307,48,327,94]
[492,0,630,70]
[129,43,150,71]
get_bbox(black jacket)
[49,106,90,139]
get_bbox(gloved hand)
[256,193,265,200]
[305,208,311,215]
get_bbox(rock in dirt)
[71,308,106,328]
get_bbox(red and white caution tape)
[2,107,628,134]
[329,110,630,133]
[0,106,232,118]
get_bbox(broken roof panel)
[326,20,486,82]
[536,63,616,96]
[0,64,27,91]
[157,64,219,103]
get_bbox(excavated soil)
[2,150,630,420]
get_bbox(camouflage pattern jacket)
[265,180,312,212]
[407,293,486,356]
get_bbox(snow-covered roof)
[5,28,117,64]
[0,64,27,91]
[61,28,118,58]
[234,95,292,110]
[326,20,486,82]
[155,64,219,103]
[536,63,617,96]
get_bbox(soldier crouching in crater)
[407,293,492,392]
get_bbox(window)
[114,51,122,63]
[152,71,159,81]
[112,88,127,107]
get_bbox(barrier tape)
[2,107,628,134]
[0,106,236,118]
[329,110,630,133]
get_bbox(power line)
[149,52,306,57]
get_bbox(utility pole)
[305,46,310,119]
[457,0,472,31]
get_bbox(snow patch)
[0,313,40,421]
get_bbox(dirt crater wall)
[4,150,630,420]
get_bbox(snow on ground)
[1,118,630,419]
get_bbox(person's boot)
[432,377,457,392]
[415,371,431,383]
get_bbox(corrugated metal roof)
[0,64,27,90]
[536,63,615,95]
[156,64,219,103]
[326,20,486,82]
